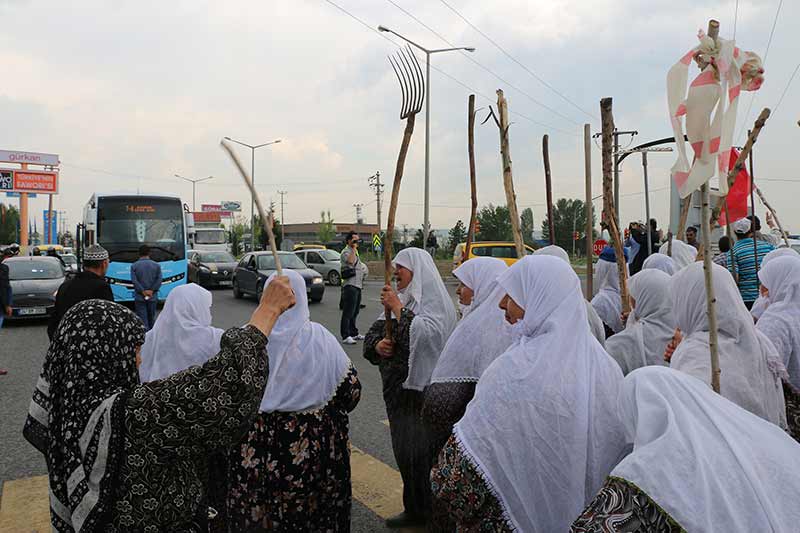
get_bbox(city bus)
[81,193,191,302]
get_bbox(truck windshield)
[195,229,227,244]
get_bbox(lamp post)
[223,137,281,250]
[174,174,215,211]
[378,25,474,246]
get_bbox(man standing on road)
[340,231,367,345]
[47,244,114,340]
[426,232,438,257]
[1,248,13,329]
[131,244,162,331]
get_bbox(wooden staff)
[466,94,478,258]
[748,131,760,273]
[754,186,790,246]
[723,199,736,278]
[584,124,593,298]
[543,134,555,245]
[600,97,630,315]
[220,139,282,275]
[667,230,673,257]
[676,196,692,241]
[496,90,525,259]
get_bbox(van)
[453,241,535,270]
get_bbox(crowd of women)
[23,241,800,532]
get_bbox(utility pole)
[368,171,383,231]
[353,203,364,224]
[277,190,287,243]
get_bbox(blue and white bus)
[81,193,191,302]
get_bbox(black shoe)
[385,511,426,528]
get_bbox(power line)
[438,0,597,121]
[773,61,800,114]
[384,0,581,125]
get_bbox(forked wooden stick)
[220,139,282,275]
[543,134,555,245]
[495,90,525,259]
[754,186,790,247]
[466,94,478,258]
[584,124,593,297]
[700,182,721,393]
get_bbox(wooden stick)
[384,114,418,338]
[701,183,721,393]
[754,186,790,246]
[584,124,593,298]
[220,139,282,275]
[496,90,525,259]
[677,196,692,241]
[748,133,760,274]
[723,199,736,279]
[600,97,630,315]
[466,94,478,258]
[667,230,673,257]
[543,134,555,245]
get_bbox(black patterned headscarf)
[24,299,145,533]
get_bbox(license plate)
[19,307,46,316]
[218,280,232,286]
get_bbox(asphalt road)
[0,280,458,532]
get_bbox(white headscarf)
[535,245,606,346]
[591,258,626,333]
[670,262,787,427]
[431,258,510,384]
[659,239,697,270]
[391,248,458,391]
[751,247,800,320]
[259,270,351,413]
[642,252,675,275]
[139,283,224,382]
[757,256,800,390]
[454,256,626,532]
[605,269,674,375]
[612,366,800,533]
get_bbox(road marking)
[0,475,50,533]
[350,445,404,520]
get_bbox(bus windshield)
[195,229,227,244]
[97,196,186,263]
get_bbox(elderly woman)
[658,238,697,270]
[669,262,787,429]
[605,269,674,375]
[364,247,457,529]
[572,366,800,532]
[591,246,629,336]
[23,278,295,532]
[431,256,626,532]
[750,247,800,321]
[641,252,675,275]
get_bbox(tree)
[229,216,249,256]
[318,210,335,243]
[540,198,596,256]
[0,203,20,244]
[476,204,512,241]
[255,214,283,251]
[447,220,467,255]
[520,207,535,245]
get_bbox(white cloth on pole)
[454,256,626,532]
[756,256,800,390]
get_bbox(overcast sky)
[1,0,798,236]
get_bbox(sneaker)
[342,336,357,345]
[354,334,366,341]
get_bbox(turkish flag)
[717,148,752,226]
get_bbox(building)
[282,222,380,249]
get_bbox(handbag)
[341,252,358,280]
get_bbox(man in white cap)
[729,217,775,309]
[47,244,114,339]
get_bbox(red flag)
[717,148,752,226]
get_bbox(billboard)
[201,203,231,217]
[43,210,58,242]
[0,168,59,194]
[221,200,241,212]
[0,150,60,166]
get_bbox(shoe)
[385,511,426,528]
[342,336,357,345]
[354,334,365,341]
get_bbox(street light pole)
[223,137,281,250]
[378,25,474,246]
[174,174,215,211]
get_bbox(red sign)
[193,211,222,223]
[0,169,59,194]
[593,239,608,256]
[201,203,231,217]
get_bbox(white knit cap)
[84,245,109,261]
[732,218,751,234]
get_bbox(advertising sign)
[201,203,231,217]
[5,192,37,198]
[0,150,60,166]
[221,200,241,212]
[43,210,58,242]
[0,169,59,194]
[193,211,222,223]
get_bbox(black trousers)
[340,285,362,339]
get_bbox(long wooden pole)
[466,94,478,258]
[677,196,692,241]
[754,187,790,246]
[543,134,555,245]
[221,140,282,275]
[584,124,593,298]
[600,97,630,315]
[496,90,525,259]
[747,133,760,275]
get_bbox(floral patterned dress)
[784,380,800,443]
[571,477,685,532]
[104,326,270,533]
[224,365,361,532]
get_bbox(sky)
[1,0,799,237]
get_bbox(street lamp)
[378,25,474,246]
[223,137,282,249]
[174,174,214,211]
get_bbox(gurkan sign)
[0,150,60,166]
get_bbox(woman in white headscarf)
[756,256,800,441]
[431,256,626,532]
[605,269,674,375]
[591,246,628,336]
[751,247,800,321]
[536,245,606,346]
[669,262,787,428]
[642,252,675,275]
[572,366,800,532]
[138,283,225,382]
[658,238,697,270]
[225,270,361,531]
[364,247,457,528]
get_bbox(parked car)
[6,256,66,319]
[295,248,342,285]
[452,241,536,270]
[293,243,326,251]
[232,251,325,303]
[187,250,238,288]
[61,253,78,273]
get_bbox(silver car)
[295,249,342,285]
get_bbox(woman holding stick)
[591,246,629,337]
[364,247,457,529]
